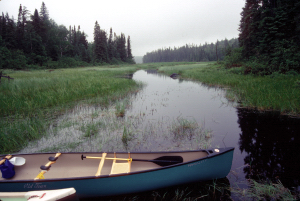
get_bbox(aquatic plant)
[170,117,198,140]
[115,99,129,117]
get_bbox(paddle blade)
[152,156,183,167]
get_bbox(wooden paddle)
[81,155,183,167]
[0,155,12,165]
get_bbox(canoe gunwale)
[0,147,234,184]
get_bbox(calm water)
[128,70,300,190]
[21,69,300,199]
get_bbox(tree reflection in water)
[237,108,300,188]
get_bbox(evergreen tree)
[127,35,133,62]
[107,27,114,61]
[94,21,102,62]
[39,2,49,47]
[31,9,41,36]
[40,2,49,22]
[116,33,126,62]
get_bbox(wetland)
[1,62,300,200]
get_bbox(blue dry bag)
[0,158,15,179]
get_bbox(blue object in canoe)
[0,148,234,199]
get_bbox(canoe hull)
[0,148,234,198]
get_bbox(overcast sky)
[0,0,245,56]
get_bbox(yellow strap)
[35,171,45,180]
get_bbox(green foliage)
[223,47,243,68]
[0,3,134,70]
[238,0,300,74]
[0,46,27,69]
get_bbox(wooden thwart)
[95,153,107,177]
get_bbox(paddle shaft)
[84,156,131,161]
[82,155,183,166]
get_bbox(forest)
[0,2,135,70]
[237,0,300,74]
[142,38,239,63]
[144,0,300,75]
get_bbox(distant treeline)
[144,0,300,75]
[0,2,134,70]
[142,38,239,63]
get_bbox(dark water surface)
[126,70,300,191]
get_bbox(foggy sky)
[0,0,245,56]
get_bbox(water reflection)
[237,108,300,188]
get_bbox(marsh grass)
[0,66,142,154]
[231,179,299,201]
[0,67,139,117]
[159,62,300,116]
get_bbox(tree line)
[237,0,300,74]
[142,38,239,63]
[144,0,300,75]
[0,2,134,70]
[225,0,300,75]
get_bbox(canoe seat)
[110,153,131,175]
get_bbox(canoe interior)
[0,151,208,181]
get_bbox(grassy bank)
[158,62,300,116]
[0,62,202,154]
[0,66,141,153]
